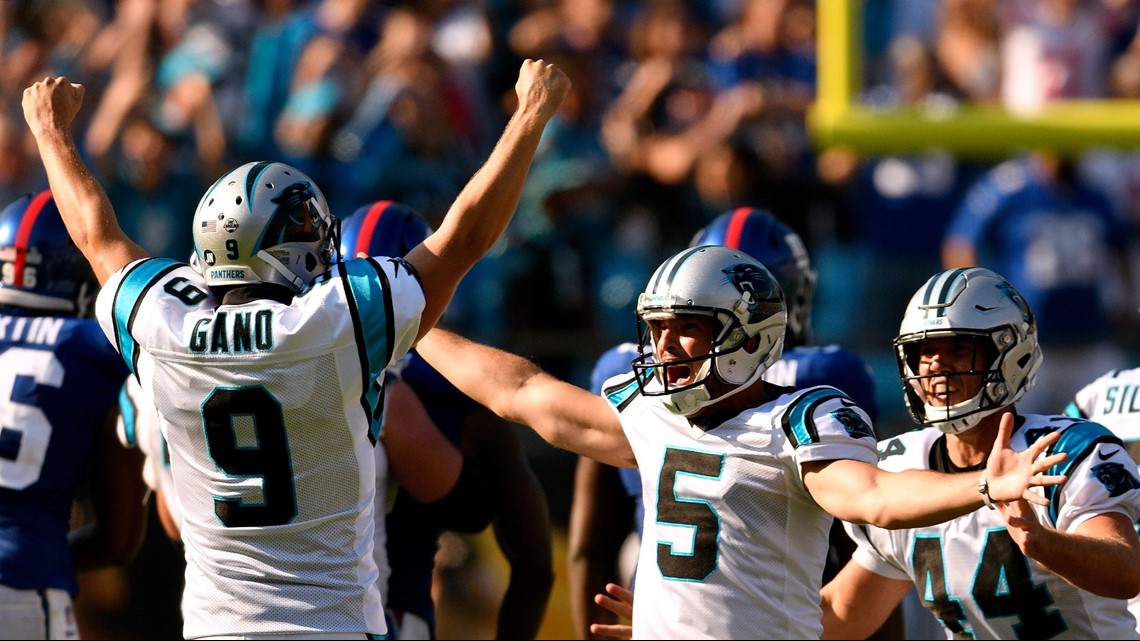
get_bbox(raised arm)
[415,328,633,468]
[805,413,1067,529]
[405,59,570,341]
[23,77,150,284]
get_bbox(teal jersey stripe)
[604,372,647,411]
[781,388,848,448]
[117,382,137,447]
[112,258,180,376]
[341,258,396,444]
[343,258,394,376]
[1045,420,1123,523]
[1061,401,1084,419]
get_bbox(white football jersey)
[1065,366,1140,631]
[96,256,423,638]
[601,377,880,639]
[1067,367,1140,446]
[846,414,1140,639]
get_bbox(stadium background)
[4,0,1140,638]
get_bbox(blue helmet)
[0,190,96,316]
[338,200,432,260]
[691,207,817,347]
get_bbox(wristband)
[978,472,996,510]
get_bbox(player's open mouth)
[666,363,692,385]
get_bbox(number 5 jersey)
[602,376,880,640]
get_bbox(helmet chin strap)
[701,365,765,410]
[257,250,306,291]
[664,386,711,415]
[665,364,765,416]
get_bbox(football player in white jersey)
[821,267,1140,640]
[567,207,913,639]
[22,61,568,640]
[1063,348,1140,632]
[417,246,1067,639]
[1065,367,1140,465]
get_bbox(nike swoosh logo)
[1099,449,1120,460]
[975,304,997,312]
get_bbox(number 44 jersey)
[95,256,424,639]
[846,415,1140,640]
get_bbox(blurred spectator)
[0,0,103,101]
[942,149,1136,413]
[599,0,740,252]
[238,0,378,162]
[508,0,629,131]
[273,0,379,182]
[326,5,478,219]
[429,1,501,155]
[861,0,941,87]
[235,0,302,160]
[0,112,42,206]
[706,0,855,257]
[935,0,1002,103]
[843,35,985,362]
[999,0,1131,113]
[102,111,201,260]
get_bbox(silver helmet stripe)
[921,267,969,317]
[649,246,706,295]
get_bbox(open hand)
[589,582,633,640]
[985,411,1067,506]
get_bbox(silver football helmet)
[895,267,1042,434]
[192,161,339,292]
[634,245,787,416]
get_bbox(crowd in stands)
[4,2,1140,635]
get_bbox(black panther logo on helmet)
[722,263,781,324]
[265,182,322,247]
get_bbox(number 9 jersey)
[95,255,424,638]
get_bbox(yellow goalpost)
[807,0,1140,159]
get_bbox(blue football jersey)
[0,309,129,594]
[945,158,1131,340]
